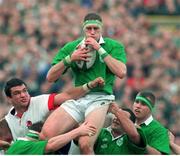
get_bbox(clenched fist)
[88,77,105,89]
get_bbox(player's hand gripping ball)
[75,44,96,70]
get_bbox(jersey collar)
[107,127,123,141]
[136,115,153,126]
[144,115,153,125]
[10,108,24,118]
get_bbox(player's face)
[111,116,123,133]
[133,99,151,121]
[111,111,131,133]
[84,24,102,41]
[9,84,30,108]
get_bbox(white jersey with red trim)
[5,94,56,141]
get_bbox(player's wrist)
[87,81,93,89]
[82,81,94,92]
[82,83,90,92]
[98,47,109,60]
[63,55,71,66]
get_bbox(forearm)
[114,110,140,144]
[97,47,126,79]
[103,55,126,79]
[146,145,162,154]
[170,142,180,154]
[63,77,104,99]
[47,61,66,82]
[54,77,104,106]
[45,128,80,153]
[53,88,87,106]
[65,84,89,99]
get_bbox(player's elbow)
[117,66,127,79]
[46,74,55,83]
[118,71,126,79]
[129,132,140,144]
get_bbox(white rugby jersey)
[5,94,56,141]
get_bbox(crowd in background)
[0,0,179,144]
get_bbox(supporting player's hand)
[108,102,120,114]
[169,130,175,143]
[0,140,10,150]
[85,37,101,50]
[77,121,97,137]
[88,77,105,88]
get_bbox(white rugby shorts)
[61,93,115,123]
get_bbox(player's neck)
[15,106,28,116]
[136,114,151,125]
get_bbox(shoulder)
[29,94,50,108]
[5,107,16,122]
[143,120,168,137]
[63,38,83,48]
[30,94,50,101]
[99,128,111,136]
[150,119,167,131]
[5,107,15,116]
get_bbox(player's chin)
[20,101,29,106]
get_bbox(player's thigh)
[86,104,109,130]
[40,107,78,139]
[80,104,109,145]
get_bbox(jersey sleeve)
[51,40,80,66]
[47,93,59,111]
[111,42,127,64]
[126,128,147,154]
[103,38,127,64]
[30,140,48,154]
[148,127,170,154]
[29,94,55,121]
[6,140,48,155]
[51,46,68,66]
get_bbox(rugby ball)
[75,48,96,70]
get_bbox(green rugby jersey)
[6,139,48,155]
[94,127,147,154]
[140,119,170,154]
[52,37,127,94]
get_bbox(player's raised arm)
[47,46,90,83]
[53,77,105,106]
